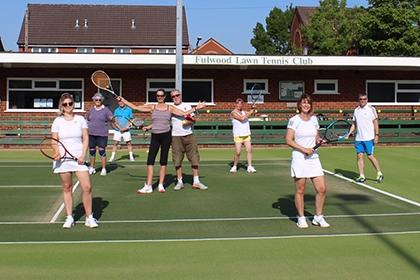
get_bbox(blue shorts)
[89,135,108,148]
[355,140,374,155]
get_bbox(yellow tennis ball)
[414,109,418,113]
[339,110,343,113]
[296,110,299,113]
[146,150,149,153]
[255,109,258,113]
[377,109,381,113]
[182,120,187,124]
[206,110,210,113]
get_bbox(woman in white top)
[51,93,98,229]
[285,94,329,229]
[230,98,256,173]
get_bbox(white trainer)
[85,215,99,228]
[108,157,115,163]
[137,184,153,194]
[297,216,308,229]
[130,157,135,162]
[247,165,257,173]
[89,167,96,174]
[193,182,208,190]
[158,184,165,193]
[100,168,107,176]
[230,166,237,173]
[62,216,74,229]
[174,181,184,191]
[312,215,330,228]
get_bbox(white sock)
[129,152,133,157]
[158,183,164,188]
[193,176,200,184]
[178,177,183,184]
[360,174,365,178]
[377,171,382,175]
[110,152,116,158]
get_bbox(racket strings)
[131,118,144,128]
[40,138,63,159]
[92,72,110,89]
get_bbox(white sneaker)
[158,184,165,193]
[100,168,107,176]
[193,182,208,190]
[297,216,308,229]
[108,157,115,163]
[247,165,257,173]
[174,181,184,191]
[130,157,135,162]
[230,166,237,173]
[62,216,74,229]
[137,184,153,194]
[85,215,99,228]
[312,215,330,228]
[89,167,96,174]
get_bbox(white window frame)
[149,48,176,54]
[314,79,339,94]
[366,80,420,105]
[76,48,95,53]
[242,79,269,94]
[32,47,58,53]
[113,48,131,54]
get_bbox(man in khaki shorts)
[170,89,208,190]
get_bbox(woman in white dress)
[285,94,330,229]
[51,93,98,229]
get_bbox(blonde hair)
[234,98,244,104]
[58,93,74,116]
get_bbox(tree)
[358,0,420,56]
[300,0,362,55]
[250,5,295,55]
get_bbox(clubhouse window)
[147,79,213,104]
[367,81,420,104]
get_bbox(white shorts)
[113,130,132,142]
[290,154,324,178]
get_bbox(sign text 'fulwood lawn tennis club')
[194,55,314,66]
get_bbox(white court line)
[1,230,420,245]
[1,211,419,225]
[0,185,61,188]
[323,169,420,208]
[50,181,80,223]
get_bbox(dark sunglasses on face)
[171,94,181,98]
[62,102,74,107]
[94,99,102,101]
[359,98,367,100]
[156,95,165,98]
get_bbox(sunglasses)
[62,102,74,107]
[359,98,367,101]
[94,99,102,101]
[156,95,165,98]
[171,94,181,99]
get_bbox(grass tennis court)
[0,147,419,279]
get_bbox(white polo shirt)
[353,104,377,141]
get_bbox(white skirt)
[290,155,324,178]
[53,159,89,173]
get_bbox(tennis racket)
[91,70,118,98]
[313,120,351,149]
[111,116,144,130]
[40,137,90,167]
[250,83,263,108]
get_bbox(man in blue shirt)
[109,100,135,162]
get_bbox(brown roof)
[295,6,316,26]
[17,4,190,47]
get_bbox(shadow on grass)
[73,197,109,221]
[272,195,314,223]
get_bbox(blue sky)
[0,0,368,54]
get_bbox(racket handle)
[312,141,322,150]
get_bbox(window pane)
[9,80,31,88]
[60,80,83,89]
[246,82,266,91]
[397,92,420,102]
[367,82,395,102]
[317,83,335,91]
[183,81,212,102]
[34,81,56,88]
[398,83,420,90]
[9,90,82,109]
[150,82,175,88]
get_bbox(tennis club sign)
[193,55,314,66]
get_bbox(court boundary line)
[323,169,420,208]
[50,181,80,223]
[1,211,419,225]
[1,230,419,245]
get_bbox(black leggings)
[147,131,172,166]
